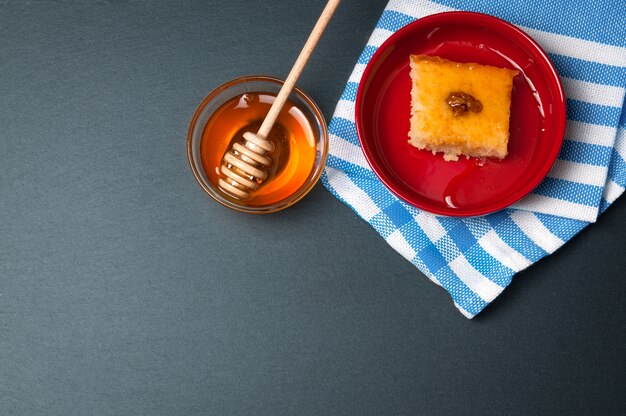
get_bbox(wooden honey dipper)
[218,0,341,200]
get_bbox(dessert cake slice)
[408,54,518,161]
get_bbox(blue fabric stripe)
[370,211,399,239]
[533,177,603,206]
[357,46,378,65]
[608,151,626,187]
[549,54,626,87]
[326,159,402,210]
[320,171,347,205]
[486,215,547,262]
[340,82,359,102]
[558,140,613,167]
[464,244,515,287]
[534,213,587,241]
[402,222,437,253]
[567,99,623,127]
[447,222,477,252]
[376,10,418,32]
[464,216,493,242]
[485,210,510,228]
[599,198,610,214]
[321,170,385,223]
[326,154,378,179]
[434,235,461,262]
[350,174,400,209]
[328,117,358,145]
[420,243,449,273]
[429,0,626,47]
[436,215,461,232]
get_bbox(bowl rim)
[187,75,329,214]
[354,11,566,217]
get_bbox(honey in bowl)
[200,92,317,207]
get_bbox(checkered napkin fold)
[321,0,626,318]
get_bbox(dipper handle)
[257,0,341,139]
[218,0,340,200]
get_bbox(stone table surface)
[1,1,625,415]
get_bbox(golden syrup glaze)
[409,54,518,159]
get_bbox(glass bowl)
[187,76,328,214]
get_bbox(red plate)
[355,11,566,217]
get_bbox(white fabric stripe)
[547,159,608,187]
[449,256,504,303]
[333,99,356,123]
[329,134,370,170]
[454,302,475,319]
[513,194,598,223]
[348,63,367,84]
[510,211,565,254]
[386,229,417,261]
[325,167,381,221]
[413,211,446,242]
[387,0,451,18]
[603,180,625,204]
[367,28,395,48]
[561,77,625,107]
[523,27,626,68]
[615,127,626,161]
[478,230,533,272]
[564,121,616,147]
[387,0,626,67]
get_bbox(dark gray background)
[1,1,625,415]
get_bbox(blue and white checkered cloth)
[321,0,626,318]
